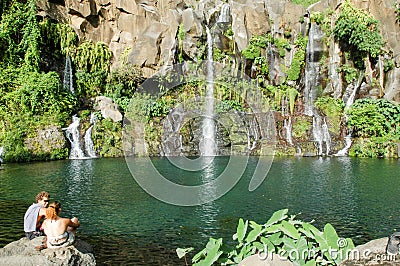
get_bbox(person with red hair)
[41,201,80,248]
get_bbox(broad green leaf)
[245,223,262,242]
[298,228,315,239]
[267,232,283,246]
[282,236,296,252]
[234,218,248,243]
[260,237,276,253]
[344,238,355,250]
[196,238,223,266]
[265,224,280,234]
[302,223,322,238]
[176,247,193,259]
[192,248,206,263]
[253,241,265,253]
[198,250,223,266]
[280,221,301,239]
[296,237,308,254]
[266,209,289,227]
[323,223,339,249]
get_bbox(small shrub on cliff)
[92,118,123,157]
[287,35,307,82]
[347,98,400,138]
[349,135,398,158]
[333,0,384,68]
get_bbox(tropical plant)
[287,36,307,82]
[92,117,123,157]
[349,135,398,158]
[242,34,271,60]
[177,209,354,265]
[74,40,112,73]
[0,0,40,69]
[337,64,358,83]
[333,0,384,69]
[347,98,400,138]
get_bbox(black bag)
[386,232,400,254]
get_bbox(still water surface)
[0,157,399,264]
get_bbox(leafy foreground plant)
[176,209,354,266]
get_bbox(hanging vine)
[57,23,78,58]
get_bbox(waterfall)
[335,75,364,156]
[200,26,216,156]
[335,135,352,156]
[304,23,324,116]
[0,146,4,163]
[65,115,85,159]
[334,77,362,156]
[284,117,293,145]
[247,115,259,151]
[330,42,342,99]
[63,56,74,94]
[84,113,97,158]
[312,115,331,155]
[217,3,230,23]
[268,42,276,82]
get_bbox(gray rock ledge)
[0,236,96,266]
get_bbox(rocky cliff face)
[35,0,400,157]
[35,0,400,102]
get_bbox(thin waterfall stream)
[200,26,216,156]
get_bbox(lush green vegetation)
[346,98,400,157]
[177,209,354,265]
[0,0,399,161]
[333,0,384,69]
[0,0,135,162]
[287,36,307,82]
[0,0,77,162]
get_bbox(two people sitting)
[23,191,80,249]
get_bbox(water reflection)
[2,157,400,264]
[61,159,95,219]
[196,158,220,236]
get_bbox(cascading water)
[247,115,259,151]
[199,26,216,156]
[284,117,293,145]
[217,3,230,23]
[330,43,342,99]
[304,22,324,116]
[0,146,4,163]
[335,135,352,156]
[84,113,97,158]
[63,56,74,94]
[312,115,331,155]
[335,75,364,156]
[65,115,85,159]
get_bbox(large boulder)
[24,125,67,157]
[0,237,96,266]
[231,0,270,51]
[95,96,123,122]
